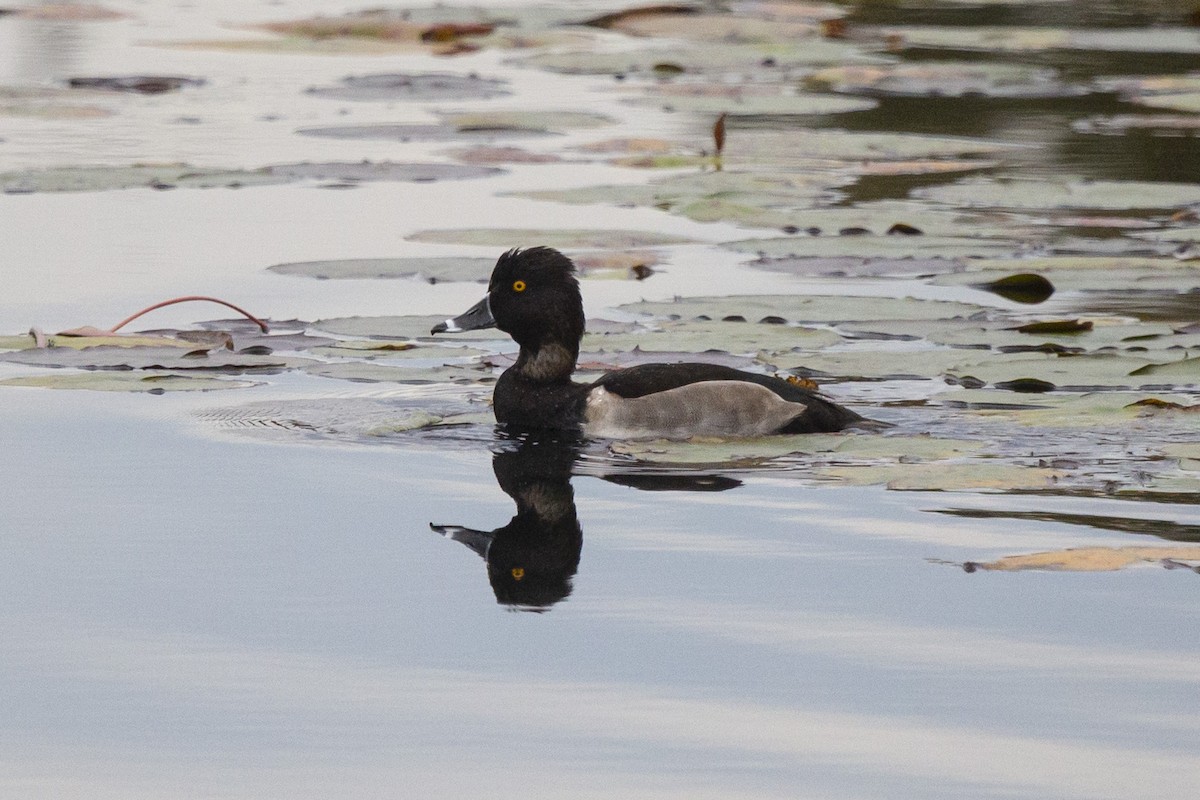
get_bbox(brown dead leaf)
[967,546,1200,572]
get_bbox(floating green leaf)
[408,229,693,249]
[0,372,256,392]
[268,257,493,282]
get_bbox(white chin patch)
[583,381,807,440]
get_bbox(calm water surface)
[3,0,1200,797]
[4,389,1199,798]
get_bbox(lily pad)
[0,345,306,373]
[817,462,1065,491]
[0,164,286,194]
[628,84,877,116]
[879,26,1200,55]
[407,229,693,249]
[304,362,494,385]
[520,39,879,75]
[609,431,981,466]
[622,294,985,324]
[944,353,1159,391]
[296,124,545,143]
[1128,356,1200,382]
[1073,114,1200,135]
[583,10,818,42]
[725,233,1016,259]
[805,62,1085,99]
[964,546,1200,573]
[444,146,564,166]
[582,319,843,356]
[312,315,506,341]
[0,372,256,392]
[916,178,1200,211]
[729,129,1021,164]
[436,110,615,132]
[304,72,509,102]
[769,347,987,380]
[263,161,503,184]
[268,257,493,282]
[67,76,204,94]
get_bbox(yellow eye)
[512,280,527,292]
[511,567,525,581]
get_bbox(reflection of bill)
[431,432,743,611]
[432,434,583,612]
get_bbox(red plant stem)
[108,296,270,334]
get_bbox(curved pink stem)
[108,296,269,334]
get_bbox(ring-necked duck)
[432,247,865,438]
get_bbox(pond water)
[2,0,1199,797]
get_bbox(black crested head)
[486,247,585,351]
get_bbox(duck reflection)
[431,431,741,611]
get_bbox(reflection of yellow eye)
[511,567,525,581]
[512,280,527,292]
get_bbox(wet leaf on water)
[304,72,509,102]
[964,546,1200,573]
[731,129,1021,165]
[0,164,287,194]
[944,353,1154,390]
[419,22,495,43]
[443,146,562,165]
[268,257,494,282]
[0,332,195,350]
[880,26,1200,55]
[0,372,256,392]
[296,124,549,143]
[67,76,205,94]
[579,5,698,30]
[264,161,504,184]
[158,37,420,56]
[917,178,1200,211]
[582,318,843,357]
[0,345,307,373]
[725,233,1015,259]
[408,228,694,249]
[520,39,878,76]
[1073,114,1200,135]
[609,432,982,466]
[623,294,985,325]
[1127,356,1200,380]
[10,3,127,20]
[976,273,1055,303]
[312,315,506,341]
[628,83,877,116]
[805,61,1085,99]
[304,362,495,385]
[747,255,963,280]
[437,110,615,132]
[818,462,1065,491]
[310,341,488,360]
